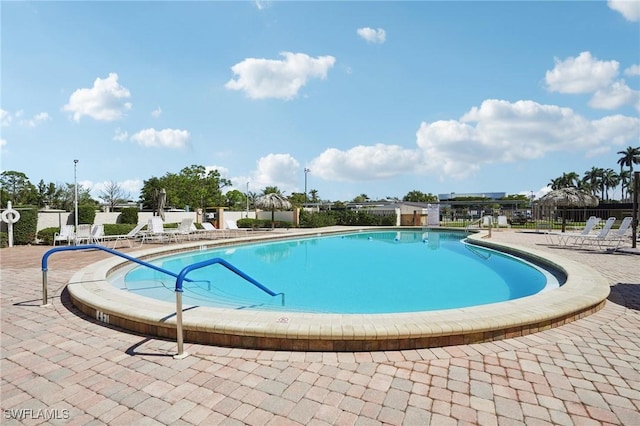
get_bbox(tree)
[140,165,231,210]
[0,171,36,206]
[617,146,640,200]
[225,189,247,210]
[402,190,438,203]
[309,189,320,203]
[550,172,580,190]
[98,181,130,210]
[601,169,619,201]
[618,170,631,201]
[262,186,282,195]
[287,192,307,207]
[582,167,603,196]
[352,193,369,203]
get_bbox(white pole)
[74,159,79,245]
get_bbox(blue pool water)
[111,230,557,314]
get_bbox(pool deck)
[1,228,639,425]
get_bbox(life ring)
[1,208,20,224]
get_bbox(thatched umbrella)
[255,193,292,228]
[538,187,599,232]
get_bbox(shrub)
[37,227,59,245]
[299,210,336,228]
[103,223,137,236]
[0,232,7,248]
[119,208,138,224]
[13,207,38,245]
[70,204,96,225]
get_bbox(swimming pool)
[67,227,610,351]
[111,230,558,314]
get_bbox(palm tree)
[618,170,631,201]
[601,168,619,201]
[617,146,640,200]
[550,172,580,189]
[582,167,603,196]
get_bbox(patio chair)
[225,219,247,237]
[572,217,616,249]
[105,222,146,249]
[603,216,634,250]
[190,222,227,239]
[75,224,93,245]
[496,215,510,229]
[53,225,75,246]
[90,224,105,245]
[171,218,195,241]
[142,217,178,244]
[544,216,599,246]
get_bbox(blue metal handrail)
[41,244,196,306]
[174,257,283,358]
[174,257,284,302]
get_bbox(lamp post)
[73,159,79,245]
[246,181,250,218]
[304,168,310,205]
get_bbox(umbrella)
[538,187,599,232]
[255,193,292,228]
[156,188,166,221]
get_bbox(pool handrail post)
[174,291,188,359]
[42,269,49,306]
[173,257,282,358]
[41,244,197,308]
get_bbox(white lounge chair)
[603,216,634,250]
[90,224,105,245]
[482,216,493,228]
[53,225,75,246]
[191,222,227,239]
[544,216,599,246]
[104,222,146,249]
[143,217,178,243]
[171,218,195,241]
[572,217,616,249]
[225,219,245,237]
[75,224,93,245]
[496,215,510,229]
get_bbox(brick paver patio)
[1,230,639,425]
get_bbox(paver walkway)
[1,230,639,425]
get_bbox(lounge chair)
[496,215,510,229]
[482,216,493,228]
[225,219,247,237]
[143,217,178,243]
[171,218,195,241]
[544,216,599,246]
[190,222,227,239]
[53,225,75,246]
[603,216,634,250]
[104,222,146,249]
[91,224,105,245]
[75,224,93,245]
[572,217,616,249]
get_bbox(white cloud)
[63,73,132,121]
[545,51,619,94]
[250,153,300,193]
[608,0,640,21]
[357,27,386,44]
[19,112,51,127]
[90,178,142,201]
[151,107,162,118]
[0,109,12,127]
[0,138,6,148]
[130,128,190,148]
[624,64,640,76]
[306,99,640,183]
[589,80,640,110]
[225,52,336,100]
[113,128,129,141]
[309,144,421,182]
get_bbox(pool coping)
[67,227,610,351]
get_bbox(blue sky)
[2,1,639,203]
